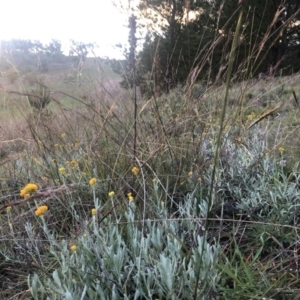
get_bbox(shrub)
[29,197,220,299]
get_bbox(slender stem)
[133,62,137,158]
[193,2,245,300]
[207,1,245,226]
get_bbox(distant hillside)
[0,49,123,118]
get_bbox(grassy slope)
[0,56,122,118]
[1,54,300,298]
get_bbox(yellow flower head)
[237,137,242,144]
[70,160,77,168]
[91,208,97,215]
[127,192,134,202]
[20,183,38,197]
[278,147,284,153]
[59,167,66,174]
[61,133,66,138]
[247,112,255,121]
[34,205,48,217]
[70,245,77,252]
[6,206,12,212]
[89,177,97,186]
[108,191,115,197]
[131,166,139,176]
[25,183,38,193]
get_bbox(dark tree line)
[118,0,300,96]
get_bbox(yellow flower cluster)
[127,192,134,202]
[20,183,38,198]
[278,147,284,153]
[108,191,115,197]
[247,112,256,121]
[35,205,48,216]
[59,167,66,174]
[66,160,77,169]
[89,178,97,186]
[91,208,97,215]
[70,245,77,252]
[236,137,242,144]
[131,166,139,176]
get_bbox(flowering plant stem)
[198,2,245,300]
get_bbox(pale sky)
[0,0,133,58]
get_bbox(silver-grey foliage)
[29,199,220,299]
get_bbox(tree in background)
[126,0,213,95]
[0,39,65,73]
[45,39,63,58]
[213,0,300,78]
[117,0,300,96]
